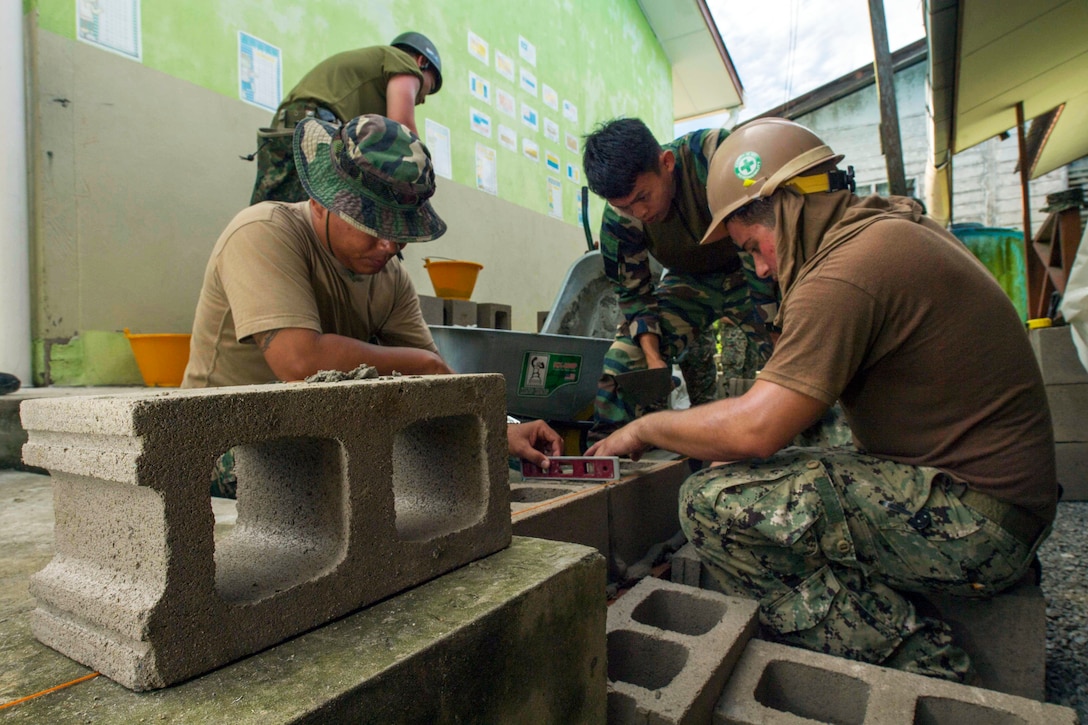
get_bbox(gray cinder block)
[1056,441,1088,500]
[1030,326,1088,384]
[477,302,512,330]
[511,481,611,560]
[609,460,688,574]
[443,298,478,326]
[20,375,510,690]
[417,294,445,325]
[716,639,1077,724]
[607,577,759,725]
[1045,382,1088,442]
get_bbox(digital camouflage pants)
[680,447,1049,681]
[593,263,776,437]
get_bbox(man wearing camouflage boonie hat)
[588,119,1058,683]
[184,114,563,497]
[184,114,452,392]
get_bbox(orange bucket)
[124,329,192,387]
[424,258,483,300]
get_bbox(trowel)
[613,367,674,408]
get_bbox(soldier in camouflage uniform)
[582,119,778,439]
[250,32,443,204]
[588,119,1058,681]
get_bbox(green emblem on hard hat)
[734,152,762,180]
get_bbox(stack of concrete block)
[671,543,1047,701]
[716,639,1077,724]
[512,458,688,580]
[20,374,510,690]
[606,577,759,724]
[1030,325,1088,499]
[443,298,477,326]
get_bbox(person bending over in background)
[589,118,1057,683]
[581,118,777,442]
[250,32,443,204]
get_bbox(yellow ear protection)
[785,165,856,195]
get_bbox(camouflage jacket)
[599,128,743,339]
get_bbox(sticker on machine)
[518,351,582,397]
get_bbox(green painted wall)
[32,0,673,228]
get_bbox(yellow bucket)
[424,258,483,300]
[124,329,192,387]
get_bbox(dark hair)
[728,196,777,229]
[582,118,662,199]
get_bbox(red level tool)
[520,456,621,481]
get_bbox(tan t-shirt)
[760,214,1057,519]
[182,202,436,388]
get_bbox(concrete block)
[1056,441,1088,500]
[609,460,688,574]
[607,577,759,725]
[417,294,445,325]
[443,298,478,326]
[920,578,1046,701]
[674,545,1047,701]
[1045,382,1088,442]
[1030,326,1088,384]
[477,302,513,330]
[511,481,611,560]
[19,375,511,690]
[716,639,1077,724]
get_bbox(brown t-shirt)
[182,202,436,388]
[760,212,1057,519]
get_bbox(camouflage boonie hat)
[294,114,447,243]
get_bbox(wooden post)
[868,0,908,196]
[1016,101,1044,317]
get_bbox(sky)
[676,0,927,134]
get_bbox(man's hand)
[253,327,452,380]
[586,418,651,460]
[507,420,563,469]
[636,332,668,369]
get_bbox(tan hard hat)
[700,118,843,244]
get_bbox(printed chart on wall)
[238,32,282,112]
[426,119,453,179]
[77,0,141,61]
[462,28,582,223]
[518,351,582,398]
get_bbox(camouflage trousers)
[680,447,1050,681]
[593,264,776,436]
[249,101,333,204]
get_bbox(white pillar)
[0,3,31,385]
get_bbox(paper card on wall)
[566,163,581,185]
[469,72,491,104]
[565,132,579,154]
[522,138,540,162]
[497,88,516,117]
[471,108,492,138]
[521,103,539,132]
[495,50,515,82]
[543,118,559,143]
[519,68,538,97]
[542,84,558,111]
[547,176,563,219]
[78,0,142,60]
[425,118,453,179]
[562,99,578,123]
[238,31,281,111]
[518,36,536,66]
[476,143,498,196]
[468,30,489,65]
[545,151,561,173]
[498,125,518,152]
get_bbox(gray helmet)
[391,31,443,94]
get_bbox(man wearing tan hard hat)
[589,118,1058,683]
